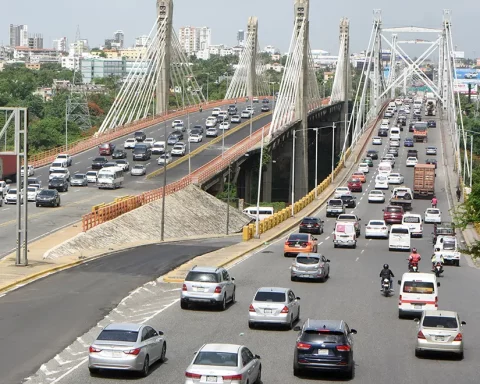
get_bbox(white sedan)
[157,152,173,165]
[388,173,404,184]
[389,139,400,147]
[334,187,351,198]
[171,119,183,128]
[21,165,35,177]
[219,122,231,130]
[375,175,389,189]
[424,208,442,223]
[368,190,386,203]
[372,137,382,145]
[124,138,136,149]
[406,157,418,167]
[27,186,40,201]
[365,220,389,239]
[358,163,369,173]
[188,133,203,143]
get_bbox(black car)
[228,105,237,115]
[48,176,69,192]
[340,195,356,208]
[293,319,357,379]
[426,158,437,168]
[112,149,127,159]
[409,122,415,132]
[191,125,204,134]
[427,120,437,128]
[366,150,378,160]
[378,128,388,137]
[261,105,270,112]
[262,98,269,104]
[299,217,324,234]
[134,131,146,142]
[91,157,108,169]
[36,189,60,207]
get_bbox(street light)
[255,125,266,238]
[206,72,210,104]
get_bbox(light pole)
[226,164,231,235]
[314,128,319,198]
[65,99,69,150]
[255,125,265,238]
[249,96,253,138]
[206,72,210,104]
[291,131,296,217]
[331,122,335,183]
[160,118,168,242]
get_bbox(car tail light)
[333,234,336,240]
[223,374,243,380]
[399,295,402,305]
[280,306,289,313]
[214,286,222,294]
[185,372,202,379]
[249,304,255,312]
[336,345,351,352]
[296,342,311,350]
[435,296,438,308]
[417,331,426,339]
[314,224,319,227]
[124,348,141,355]
[382,227,387,230]
[89,346,101,353]
[182,284,187,291]
[366,226,372,229]
[454,333,463,341]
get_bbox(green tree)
[28,117,81,152]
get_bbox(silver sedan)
[131,164,147,176]
[88,323,166,377]
[291,253,330,282]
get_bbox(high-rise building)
[53,37,67,52]
[9,24,28,47]
[179,26,211,55]
[135,35,150,47]
[237,30,245,46]
[28,34,43,49]
[198,27,211,51]
[113,30,124,48]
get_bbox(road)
[19,108,480,384]
[0,101,272,258]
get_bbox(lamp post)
[226,164,231,235]
[65,100,69,150]
[160,118,168,242]
[255,125,266,238]
[206,72,210,104]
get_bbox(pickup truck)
[55,154,73,166]
[336,214,361,236]
[433,222,455,244]
[434,236,460,266]
[390,187,413,211]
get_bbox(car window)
[185,271,219,283]
[301,330,346,344]
[222,270,230,281]
[387,207,402,213]
[403,216,420,223]
[254,291,286,302]
[288,234,309,242]
[288,291,296,302]
[141,327,149,341]
[296,256,320,265]
[423,316,458,329]
[241,349,252,366]
[370,221,385,226]
[301,218,318,224]
[328,200,342,206]
[403,281,434,294]
[97,330,138,342]
[194,351,238,367]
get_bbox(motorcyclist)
[431,196,438,208]
[379,264,395,290]
[408,248,421,270]
[431,249,445,270]
[199,106,203,112]
[456,187,461,202]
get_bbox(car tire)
[288,315,294,330]
[180,300,189,310]
[160,343,167,363]
[231,289,236,304]
[254,365,262,384]
[248,321,255,329]
[219,295,227,311]
[334,244,338,248]
[36,203,39,207]
[457,351,464,360]
[291,276,296,282]
[140,355,149,377]
[345,365,354,380]
[284,253,289,257]
[89,367,100,376]
[415,349,422,358]
[293,364,303,377]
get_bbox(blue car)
[404,138,414,147]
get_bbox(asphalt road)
[0,236,240,384]
[21,109,480,384]
[0,102,272,258]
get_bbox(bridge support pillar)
[262,157,273,203]
[156,0,173,114]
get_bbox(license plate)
[112,351,123,357]
[264,309,272,314]
[414,304,422,309]
[194,287,205,292]
[301,274,311,278]
[206,377,217,382]
[435,336,444,341]
[307,225,312,228]
[295,244,301,248]
[317,349,329,355]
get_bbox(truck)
[390,187,413,211]
[425,98,437,116]
[413,121,428,143]
[0,153,17,183]
[336,214,362,236]
[413,164,435,199]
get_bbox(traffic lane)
[0,237,240,384]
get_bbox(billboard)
[455,68,480,83]
[454,81,478,94]
[453,51,465,59]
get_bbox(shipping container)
[0,153,17,182]
[413,164,435,199]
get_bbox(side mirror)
[382,209,385,212]
[358,218,361,221]
[437,282,441,287]
[350,329,358,334]
[397,280,402,285]
[413,318,420,323]
[461,321,466,325]
[231,277,235,281]
[326,259,331,262]
[158,330,164,336]
[254,354,261,359]
[293,326,302,331]
[296,297,301,300]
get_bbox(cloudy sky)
[2,0,478,57]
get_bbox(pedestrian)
[456,187,461,202]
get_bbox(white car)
[368,190,386,203]
[27,186,40,201]
[205,117,217,127]
[49,168,70,181]
[152,141,166,155]
[131,164,147,176]
[334,187,351,198]
[241,110,252,118]
[358,163,369,173]
[246,106,255,114]
[171,143,186,156]
[85,170,98,183]
[4,189,23,204]
[21,165,35,177]
[114,159,130,171]
[171,119,184,128]
[389,139,400,147]
[402,214,423,237]
[55,154,73,166]
[219,122,231,130]
[380,122,389,129]
[406,157,418,167]
[206,127,218,137]
[381,157,395,168]
[144,138,155,147]
[157,152,172,165]
[375,174,389,189]
[424,208,442,223]
[211,108,221,116]
[372,137,382,145]
[365,219,389,239]
[388,173,404,184]
[231,115,241,123]
[188,133,202,143]
[124,138,136,149]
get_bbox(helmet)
[412,248,417,253]
[383,264,389,269]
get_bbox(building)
[14,47,59,63]
[476,58,480,67]
[9,24,29,47]
[61,56,81,71]
[135,35,150,47]
[25,63,41,70]
[198,27,211,51]
[119,47,147,60]
[237,30,245,47]
[113,30,124,49]
[178,26,211,55]
[69,40,89,56]
[80,57,151,84]
[53,37,67,52]
[33,87,53,101]
[28,34,43,49]
[265,63,284,73]
[195,49,210,60]
[263,45,278,55]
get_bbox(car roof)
[302,217,318,220]
[304,319,346,332]
[423,310,457,318]
[190,266,220,273]
[200,343,241,354]
[104,323,142,331]
[297,252,322,258]
[256,286,289,294]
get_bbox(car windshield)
[391,227,409,234]
[371,191,382,195]
[422,316,458,329]
[443,241,456,250]
[296,256,320,265]
[427,209,440,215]
[94,158,105,162]
[403,281,434,294]
[97,330,138,342]
[39,190,55,196]
[301,218,318,224]
[328,200,342,206]
[288,234,309,242]
[185,271,218,283]
[370,221,385,226]
[27,187,36,192]
[403,216,420,223]
[194,351,238,367]
[86,172,97,176]
[133,165,144,169]
[387,207,402,213]
[254,291,286,302]
[302,330,345,344]
[73,175,84,179]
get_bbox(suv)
[326,199,345,217]
[134,131,146,142]
[99,142,115,156]
[55,154,73,166]
[299,217,324,234]
[340,195,356,208]
[181,266,236,310]
[383,205,404,224]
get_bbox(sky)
[1,0,479,58]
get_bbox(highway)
[0,101,272,258]
[18,109,480,384]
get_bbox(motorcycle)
[408,260,419,272]
[382,278,391,297]
[432,262,443,277]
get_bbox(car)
[157,152,172,165]
[383,205,404,224]
[228,105,238,114]
[219,121,231,130]
[426,158,438,168]
[336,213,362,236]
[26,186,40,201]
[230,115,241,123]
[352,172,366,183]
[293,319,357,379]
[36,189,60,207]
[248,287,300,329]
[368,190,386,203]
[387,147,399,157]
[372,136,382,145]
[366,150,378,160]
[404,138,414,147]
[191,125,204,134]
[375,174,389,189]
[284,233,318,257]
[211,107,221,116]
[151,141,166,155]
[21,165,35,177]
[388,173,404,184]
[144,137,155,147]
[334,187,351,198]
[167,132,183,145]
[424,208,442,224]
[262,98,269,103]
[365,219,389,239]
[291,253,330,282]
[171,119,183,128]
[173,122,185,132]
[4,189,23,204]
[261,105,270,112]
[384,110,393,118]
[380,123,389,130]
[88,323,166,377]
[427,120,437,128]
[206,127,218,137]
[252,96,259,103]
[299,217,324,234]
[378,128,388,137]
[48,168,70,181]
[171,142,186,156]
[131,164,147,176]
[406,157,418,167]
[48,176,69,192]
[358,163,369,173]
[326,199,345,217]
[184,343,261,384]
[426,146,437,155]
[340,194,356,208]
[415,310,465,359]
[55,154,73,166]
[409,122,415,132]
[115,159,130,171]
[103,161,119,169]
[205,116,217,127]
[112,149,127,159]
[347,178,362,192]
[124,138,136,149]
[180,266,235,310]
[134,131,146,141]
[99,142,115,156]
[246,106,255,114]
[362,157,374,168]
[27,177,41,188]
[241,110,252,118]
[70,173,88,187]
[389,139,400,147]
[188,133,202,143]
[85,170,98,183]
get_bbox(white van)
[375,174,389,189]
[378,162,392,176]
[389,127,400,140]
[243,206,274,221]
[388,224,411,251]
[402,213,423,237]
[97,167,124,189]
[333,222,356,249]
[398,272,440,318]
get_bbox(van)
[402,213,423,237]
[378,162,392,176]
[97,167,124,189]
[390,127,400,140]
[243,206,274,221]
[388,224,411,251]
[398,272,440,318]
[333,222,356,248]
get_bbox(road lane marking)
[325,236,330,240]
[355,257,359,261]
[361,249,365,254]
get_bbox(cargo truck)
[425,98,437,116]
[413,121,428,143]
[0,153,17,183]
[413,164,435,199]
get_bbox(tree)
[28,117,81,152]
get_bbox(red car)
[383,205,404,224]
[347,178,362,192]
[99,142,116,156]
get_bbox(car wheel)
[284,253,289,257]
[254,365,262,384]
[457,351,464,360]
[180,300,189,310]
[293,364,303,377]
[219,295,227,311]
[231,289,236,304]
[415,349,422,358]
[89,367,100,376]
[334,244,338,248]
[140,355,149,377]
[159,343,167,362]
[345,365,354,380]
[57,200,61,207]
[288,315,294,330]
[36,203,39,207]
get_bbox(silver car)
[248,287,300,329]
[185,343,261,384]
[88,323,166,377]
[426,146,437,155]
[181,266,236,310]
[291,253,330,282]
[115,159,130,171]
[415,310,466,358]
[70,173,88,186]
[131,164,147,176]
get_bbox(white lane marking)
[87,156,93,160]
[74,162,81,165]
[355,257,359,261]
[361,249,365,254]
[325,236,330,240]
[318,242,323,245]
